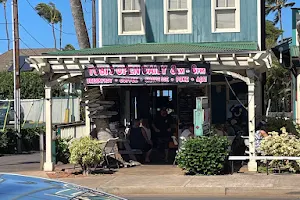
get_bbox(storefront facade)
[27,0,271,172]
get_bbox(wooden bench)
[228,156,300,175]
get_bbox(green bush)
[69,137,103,175]
[266,117,300,137]
[176,136,230,175]
[0,132,8,151]
[0,127,44,154]
[56,137,72,164]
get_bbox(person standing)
[152,107,173,162]
[140,119,152,163]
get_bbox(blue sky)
[0,0,299,54]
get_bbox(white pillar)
[44,85,54,171]
[247,80,257,172]
[297,70,300,124]
[85,100,91,134]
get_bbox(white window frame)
[164,0,192,34]
[211,0,240,33]
[118,0,146,35]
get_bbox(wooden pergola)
[28,48,272,172]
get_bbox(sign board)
[84,62,211,86]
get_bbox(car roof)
[0,173,126,200]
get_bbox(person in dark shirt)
[152,107,173,162]
[129,119,152,163]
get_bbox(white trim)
[118,0,145,35]
[99,0,103,47]
[211,0,241,33]
[257,0,261,50]
[164,0,192,34]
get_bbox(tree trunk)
[3,2,10,50]
[51,23,57,49]
[59,22,62,50]
[69,0,90,49]
[278,8,283,42]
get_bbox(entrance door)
[211,85,227,124]
[129,87,151,121]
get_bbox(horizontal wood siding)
[102,0,257,46]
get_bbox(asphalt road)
[0,153,40,172]
[125,196,299,200]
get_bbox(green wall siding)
[102,0,258,45]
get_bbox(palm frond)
[273,13,280,25]
[283,2,295,8]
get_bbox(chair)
[103,137,119,169]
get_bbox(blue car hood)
[0,173,126,200]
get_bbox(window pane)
[122,13,142,32]
[123,0,132,10]
[168,11,188,30]
[169,0,178,9]
[133,0,141,10]
[216,0,226,7]
[227,0,235,7]
[216,10,235,29]
[179,0,187,9]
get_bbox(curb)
[98,186,300,197]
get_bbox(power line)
[24,0,76,36]
[19,38,39,55]
[19,23,47,48]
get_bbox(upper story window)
[211,0,240,33]
[118,0,145,35]
[164,0,192,34]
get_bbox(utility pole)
[92,0,97,48]
[12,0,21,153]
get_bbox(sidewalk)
[59,174,300,197]
[14,165,300,197]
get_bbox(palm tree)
[69,0,90,49]
[266,0,295,41]
[0,0,10,50]
[35,2,62,49]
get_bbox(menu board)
[178,87,205,125]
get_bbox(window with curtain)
[164,0,192,34]
[212,0,240,32]
[119,0,144,34]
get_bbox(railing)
[57,122,88,139]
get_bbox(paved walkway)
[7,165,300,197]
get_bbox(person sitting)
[128,119,152,163]
[255,121,268,154]
[140,119,152,163]
[180,124,194,140]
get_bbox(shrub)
[260,128,300,173]
[176,136,230,175]
[21,127,42,152]
[0,127,44,154]
[69,136,103,175]
[266,117,300,137]
[56,137,72,164]
[0,132,8,151]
